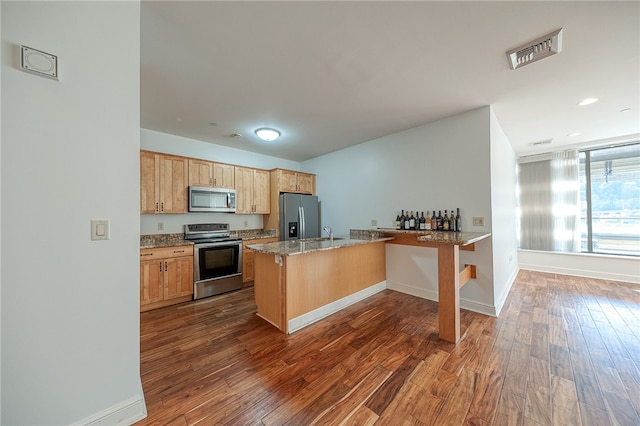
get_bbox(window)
[517,141,640,257]
[580,143,640,256]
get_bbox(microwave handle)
[227,192,230,208]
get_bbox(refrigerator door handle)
[299,206,305,239]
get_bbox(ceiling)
[140,1,640,162]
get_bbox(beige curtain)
[518,150,580,252]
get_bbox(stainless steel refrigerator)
[279,193,320,241]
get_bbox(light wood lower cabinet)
[140,245,194,312]
[242,237,278,285]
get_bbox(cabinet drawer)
[140,245,194,259]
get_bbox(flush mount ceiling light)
[506,28,563,70]
[568,132,582,137]
[255,128,281,141]
[578,98,598,106]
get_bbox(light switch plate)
[91,219,110,241]
[472,217,484,227]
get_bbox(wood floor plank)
[135,271,639,426]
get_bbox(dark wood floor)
[135,270,640,425]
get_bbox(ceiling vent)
[529,139,553,147]
[506,28,563,70]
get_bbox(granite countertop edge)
[246,236,393,257]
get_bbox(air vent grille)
[507,29,563,70]
[529,139,553,147]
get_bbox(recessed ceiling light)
[568,132,582,137]
[620,108,632,113]
[255,128,281,141]
[577,98,598,106]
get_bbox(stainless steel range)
[184,223,243,300]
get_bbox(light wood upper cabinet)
[235,167,270,214]
[188,159,235,188]
[235,166,254,214]
[141,151,188,214]
[213,163,235,188]
[274,169,315,194]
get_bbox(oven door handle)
[195,240,242,248]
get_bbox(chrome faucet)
[322,225,334,241]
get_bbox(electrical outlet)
[473,217,484,226]
[157,222,164,231]
[371,219,378,227]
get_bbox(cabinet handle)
[164,261,168,272]
[160,202,164,212]
[141,253,153,257]
[209,177,213,186]
[159,263,162,272]
[214,178,217,186]
[173,250,185,254]
[155,202,159,212]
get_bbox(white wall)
[304,107,499,315]
[140,128,302,234]
[489,108,519,313]
[2,2,145,425]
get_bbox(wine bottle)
[409,211,416,230]
[449,209,456,231]
[425,211,432,231]
[404,210,410,230]
[395,211,401,230]
[455,208,462,232]
[437,210,443,231]
[419,211,426,230]
[431,210,437,230]
[443,210,450,231]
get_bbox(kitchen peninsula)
[247,235,392,333]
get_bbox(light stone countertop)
[246,236,393,256]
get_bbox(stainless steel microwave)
[188,186,236,212]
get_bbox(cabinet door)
[297,173,314,194]
[253,169,270,213]
[234,166,254,214]
[243,248,255,283]
[242,237,277,283]
[189,159,214,187]
[213,163,235,188]
[140,152,159,213]
[279,169,298,192]
[164,256,194,299]
[140,259,164,305]
[159,155,188,213]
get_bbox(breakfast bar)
[384,230,492,343]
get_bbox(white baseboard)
[493,268,519,317]
[72,393,147,426]
[518,249,640,284]
[288,281,387,333]
[518,262,640,284]
[387,281,497,317]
